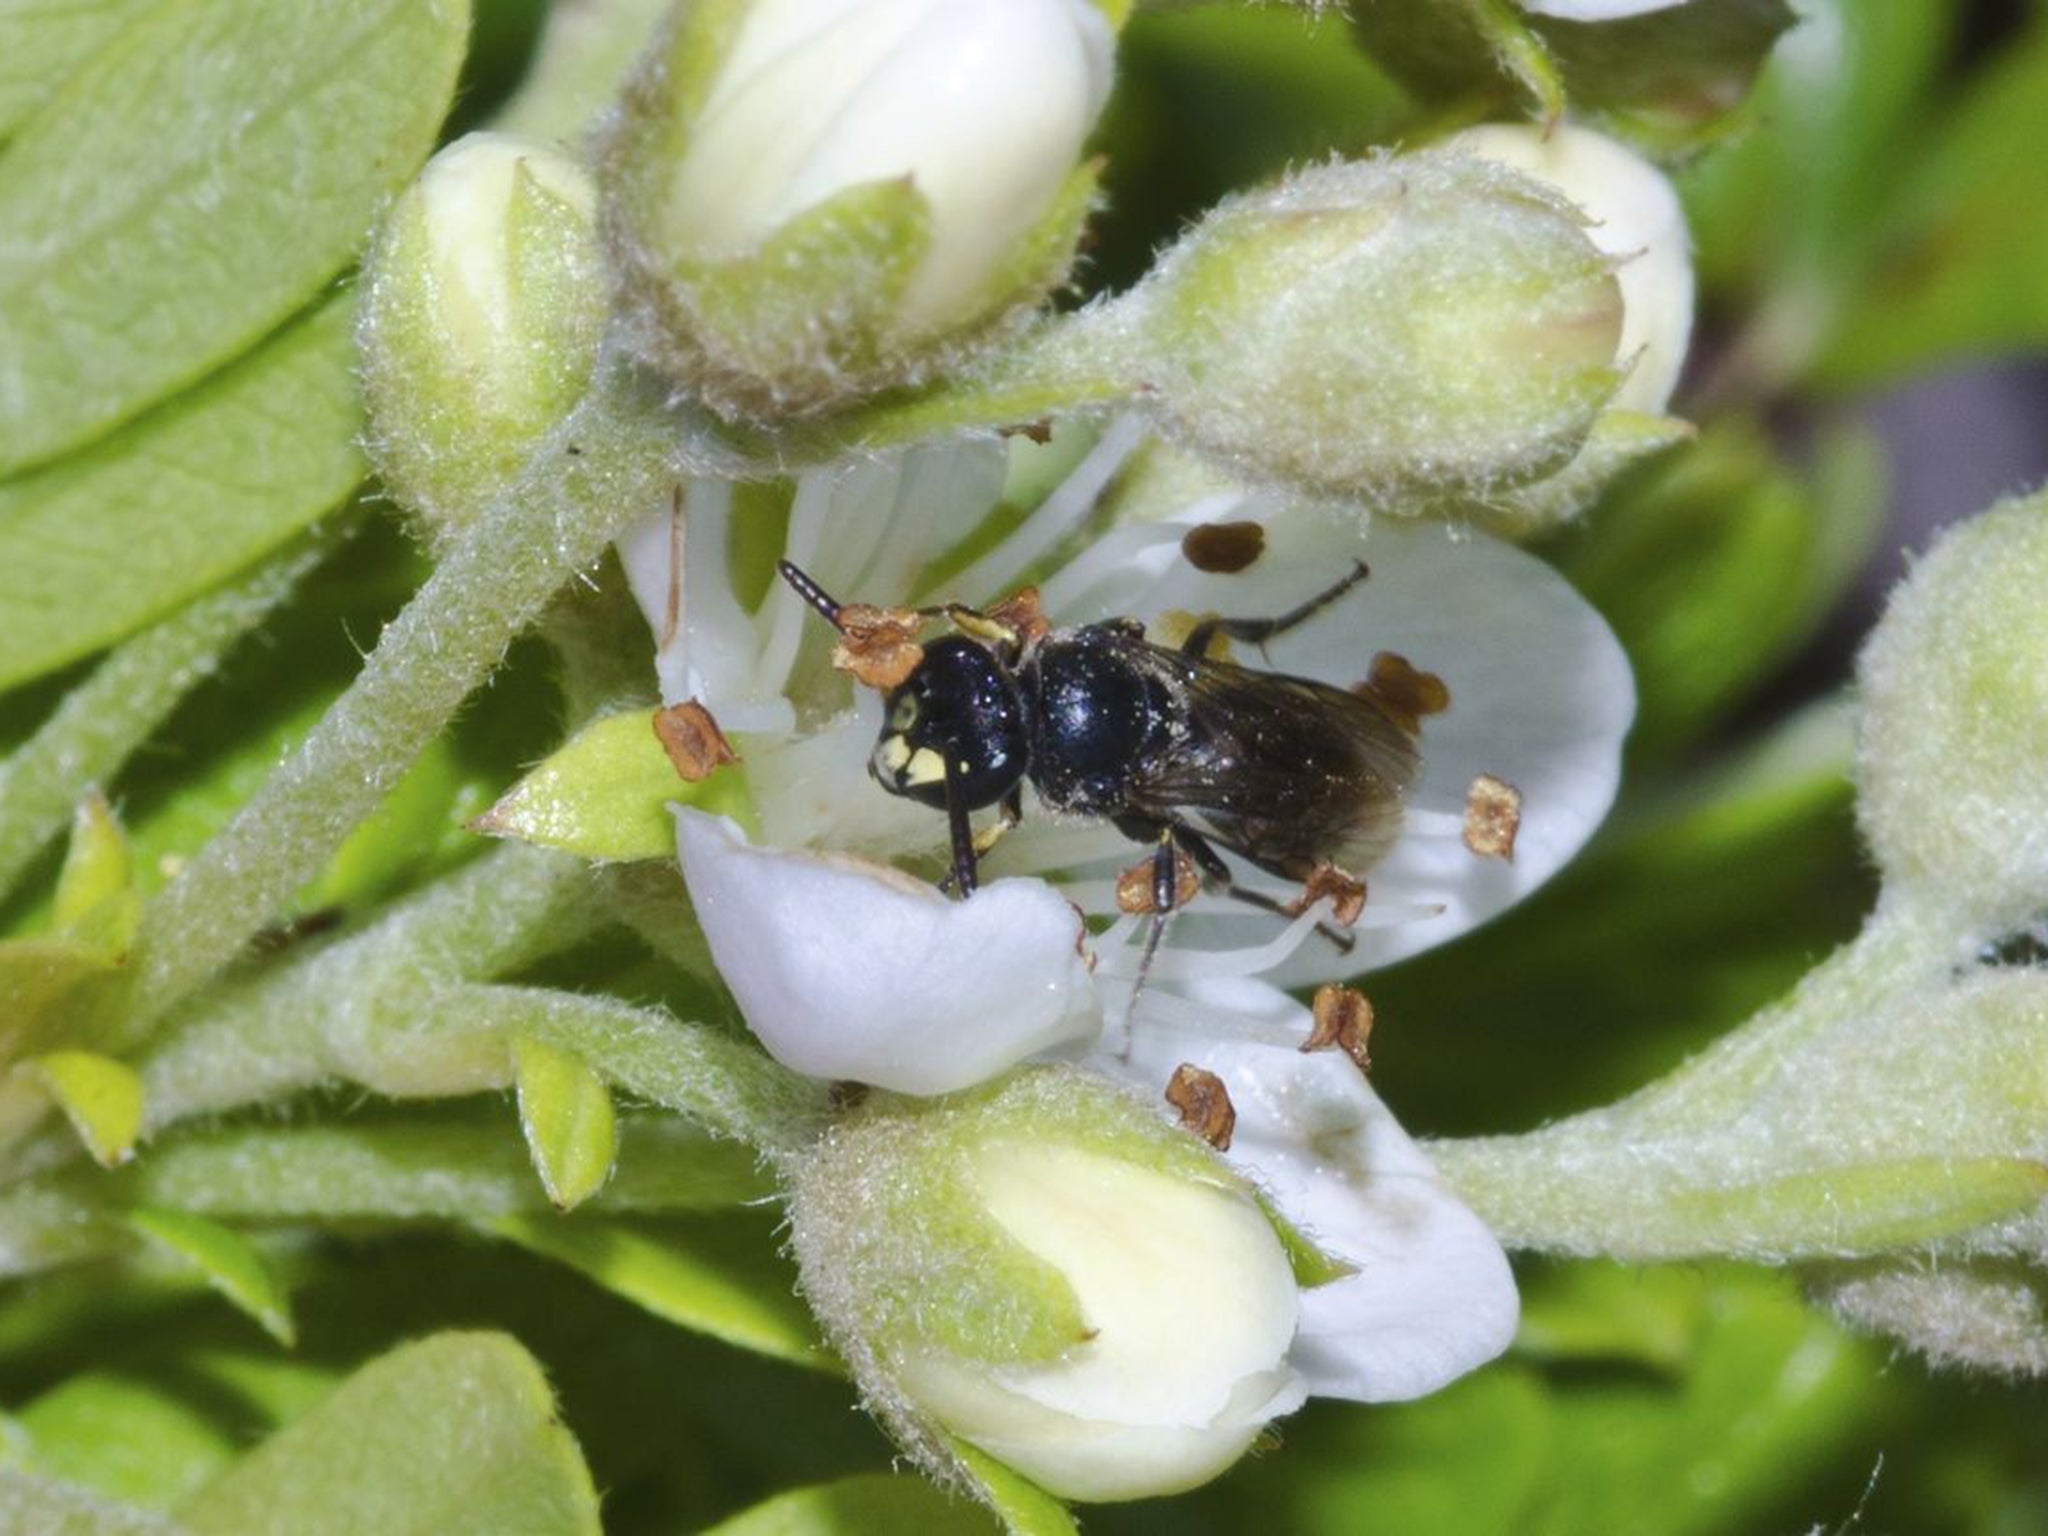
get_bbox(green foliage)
[4,0,2048,1530]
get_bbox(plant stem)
[120,361,692,1042]
[0,522,348,903]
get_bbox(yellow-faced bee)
[777,558,1442,942]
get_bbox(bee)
[777,556,1441,937]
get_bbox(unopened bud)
[1857,491,2048,928]
[1119,152,1624,507]
[601,0,1114,418]
[357,132,606,542]
[1445,123,1693,414]
[790,1068,1308,1502]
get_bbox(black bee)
[776,557,1437,932]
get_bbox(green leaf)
[125,1111,773,1222]
[0,1,158,144]
[0,934,125,1065]
[0,298,364,693]
[1817,20,2048,385]
[23,1049,144,1167]
[473,708,754,862]
[53,791,137,950]
[16,1371,237,1512]
[125,1208,295,1346]
[513,1037,618,1213]
[0,0,469,474]
[948,1440,1077,1536]
[177,1332,600,1536]
[486,1213,836,1374]
[704,1474,999,1536]
[0,1469,183,1536]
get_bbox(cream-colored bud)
[603,0,1113,418]
[358,132,606,541]
[789,1070,1307,1503]
[1446,123,1694,413]
[1120,152,1624,507]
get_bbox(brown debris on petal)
[987,586,1052,646]
[1305,984,1374,1072]
[654,699,740,782]
[1287,861,1366,926]
[1355,651,1451,734]
[1001,418,1054,444]
[1115,847,1200,914]
[831,604,926,690]
[1165,1063,1236,1150]
[1180,520,1266,574]
[1464,773,1522,861]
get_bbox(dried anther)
[1463,773,1522,861]
[1165,1063,1236,1150]
[1180,520,1266,574]
[987,586,1052,646]
[1304,984,1374,1072]
[654,699,740,782]
[1356,651,1450,734]
[830,604,926,690]
[1288,862,1366,926]
[1116,847,1200,914]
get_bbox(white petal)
[1115,979,1520,1402]
[676,810,1101,1094]
[1017,507,1634,982]
[1520,0,1690,18]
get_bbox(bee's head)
[872,637,1029,810]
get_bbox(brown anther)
[1115,847,1200,914]
[987,586,1052,646]
[1354,652,1451,734]
[1287,861,1367,926]
[1165,1063,1236,1150]
[653,699,740,782]
[1180,520,1266,574]
[1304,984,1374,1072]
[1463,773,1522,861]
[830,603,926,690]
[1000,419,1055,444]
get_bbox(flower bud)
[358,132,607,542]
[602,0,1114,418]
[789,1069,1309,1503]
[1444,123,1694,414]
[1117,151,1624,507]
[1857,491,2048,929]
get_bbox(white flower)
[627,423,1634,998]
[665,0,1114,335]
[1446,122,1695,415]
[619,427,1619,1492]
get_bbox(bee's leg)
[942,770,981,896]
[1175,825,1357,955]
[973,786,1024,859]
[1181,560,1371,658]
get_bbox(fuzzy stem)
[0,522,348,902]
[119,360,698,1042]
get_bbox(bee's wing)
[1128,653,1423,881]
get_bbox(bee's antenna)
[778,560,846,630]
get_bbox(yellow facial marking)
[902,747,948,787]
[876,734,913,774]
[889,695,919,731]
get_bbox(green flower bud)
[1858,491,2048,929]
[357,132,607,543]
[1114,152,1625,508]
[599,0,1113,419]
[789,1068,1306,1503]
